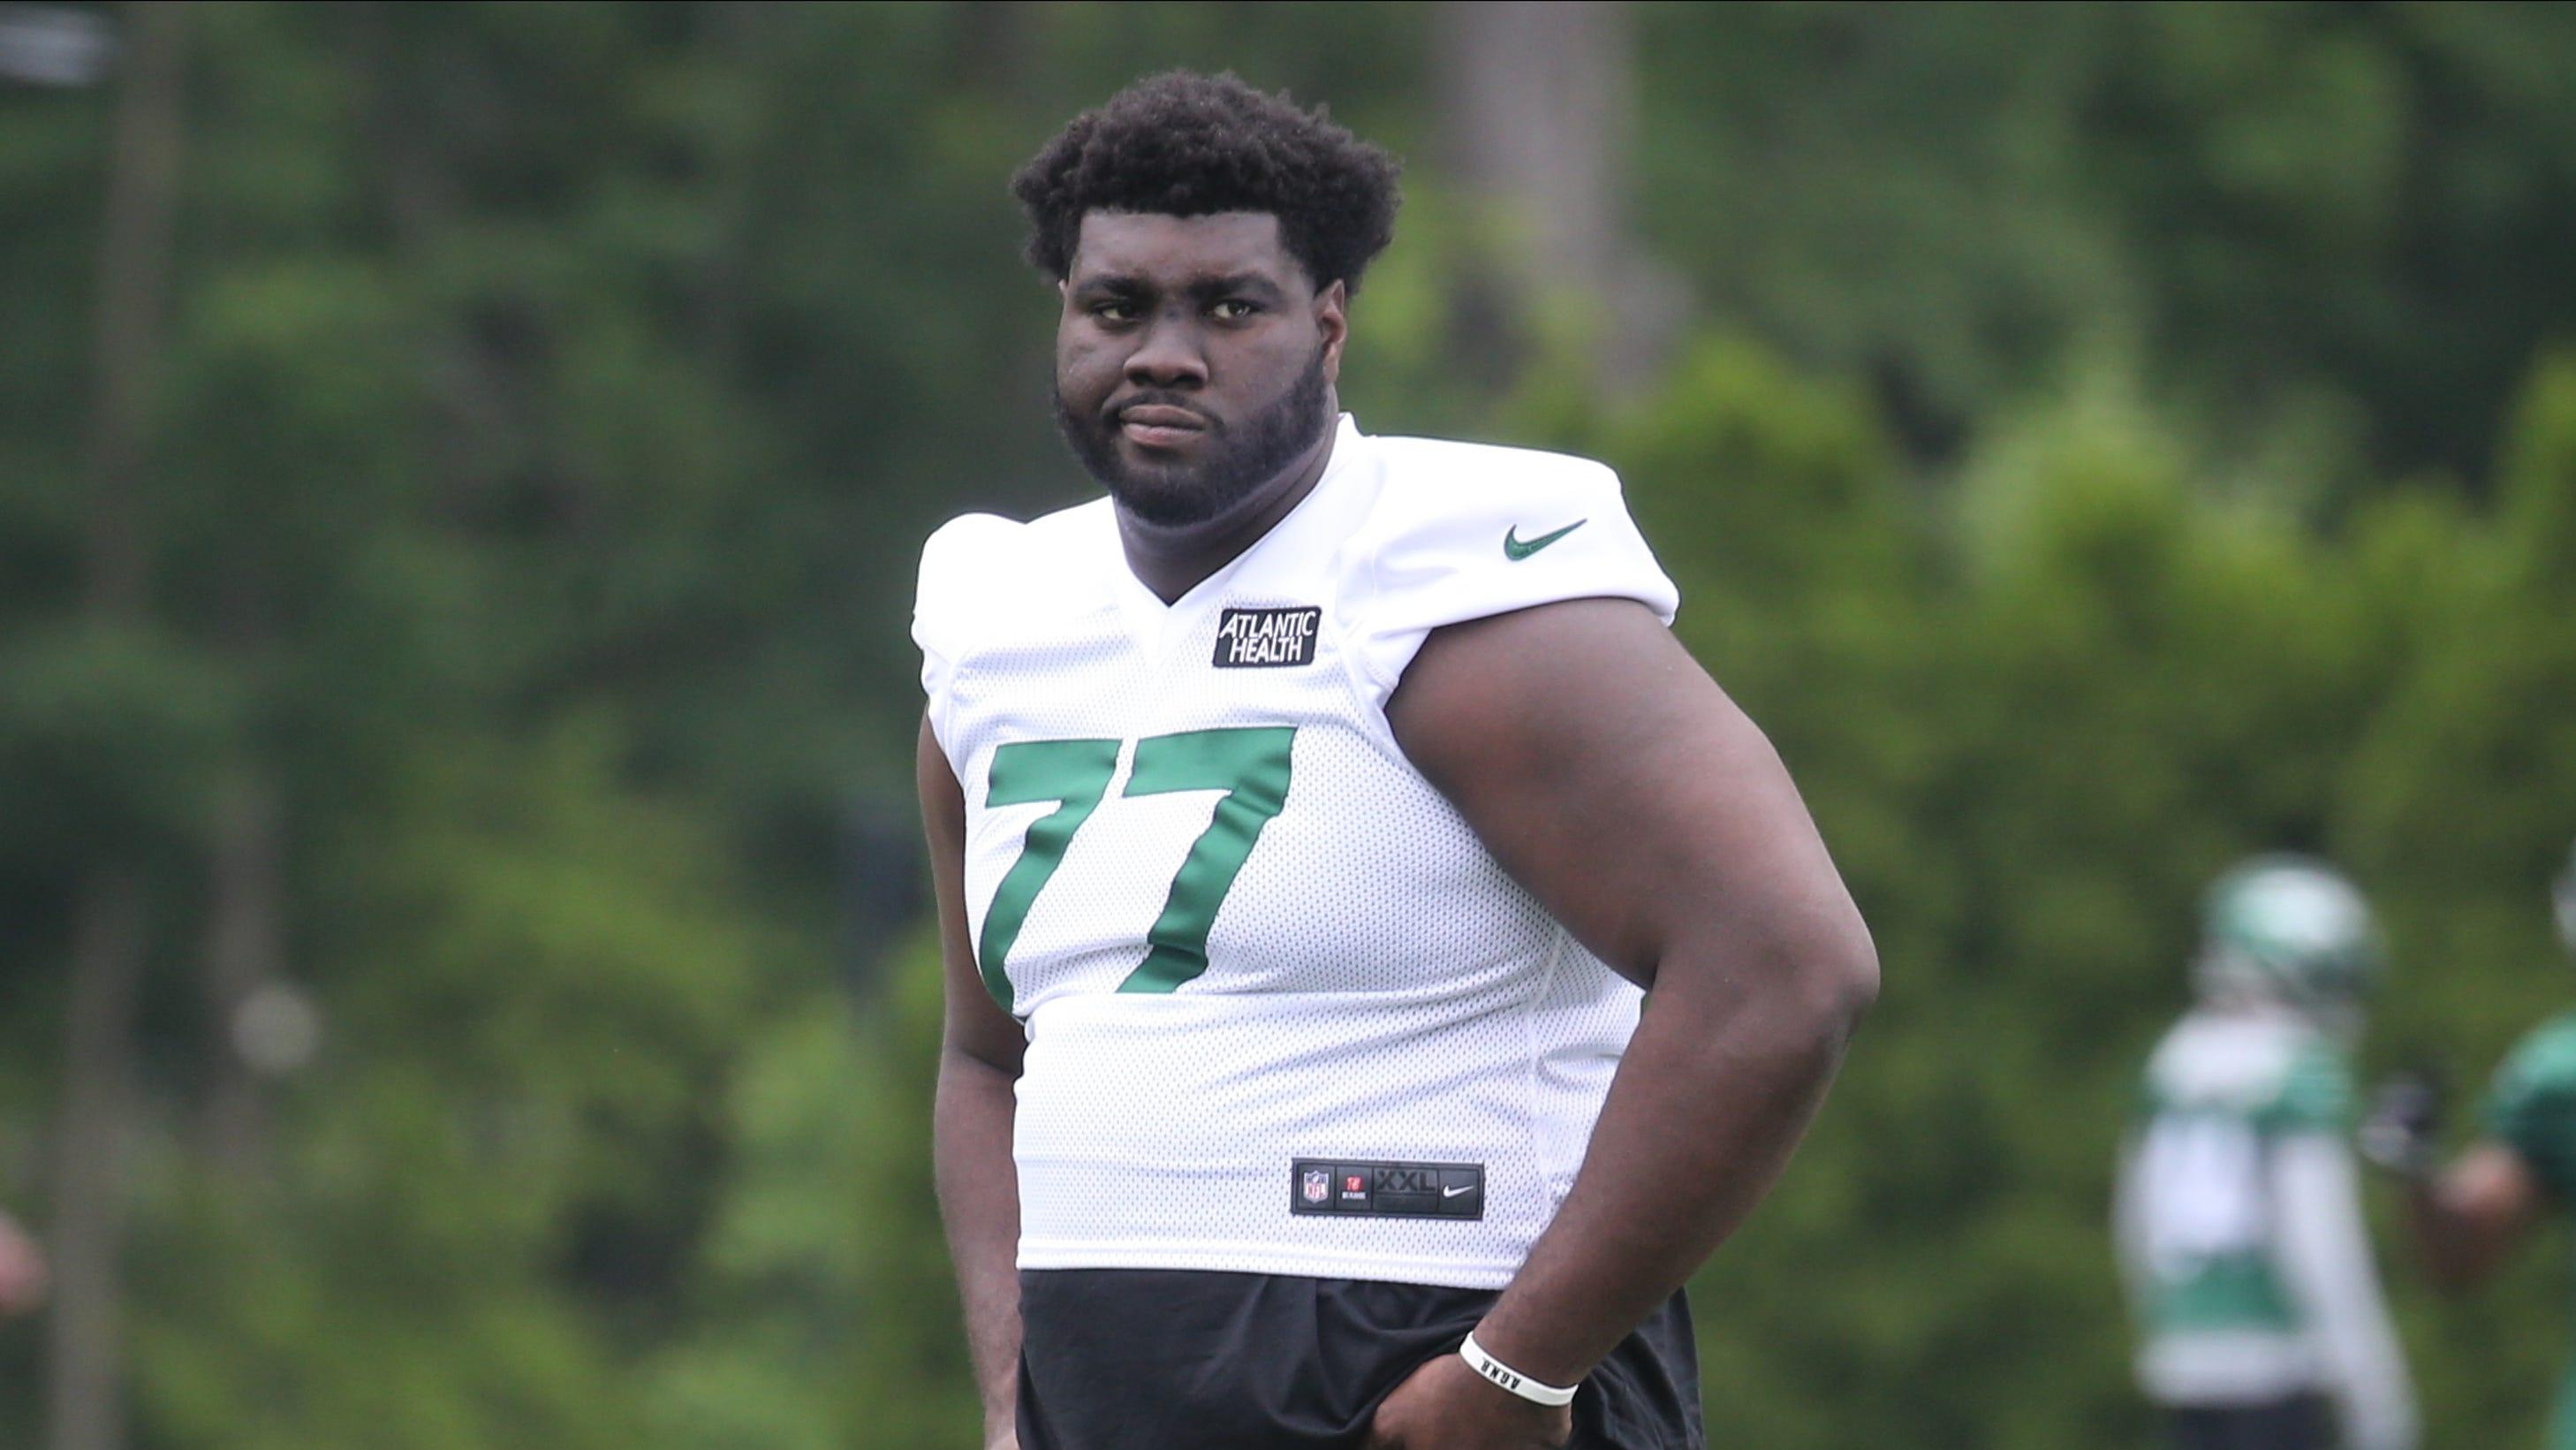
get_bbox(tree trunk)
[1432,1,1681,391]
[79,2,184,619]
[201,768,283,1175]
[50,7,187,1450]
[47,871,149,1450]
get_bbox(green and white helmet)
[2193,854,2385,1010]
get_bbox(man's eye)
[1090,300,1139,323]
[1211,300,1260,321]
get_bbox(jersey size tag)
[1213,607,1322,668]
[1290,1159,1484,1220]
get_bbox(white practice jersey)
[916,414,1678,1288]
[2115,1006,2415,1450]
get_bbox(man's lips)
[1115,403,1210,449]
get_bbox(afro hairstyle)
[1012,71,1401,295]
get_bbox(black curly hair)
[1012,71,1402,295]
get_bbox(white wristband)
[1458,1331,1579,1408]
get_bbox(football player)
[2364,839,2576,1449]
[2116,857,2416,1450]
[915,72,1878,1450]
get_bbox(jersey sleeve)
[2267,1135,2418,1450]
[1338,447,1679,714]
[2483,1013,2576,1201]
[2262,1039,2356,1137]
[913,513,1020,759]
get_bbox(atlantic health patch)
[1214,607,1322,668]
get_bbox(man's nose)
[1125,315,1208,389]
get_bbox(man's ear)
[1316,279,1349,383]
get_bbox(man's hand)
[1364,1352,1571,1450]
[2360,1069,2448,1179]
[2405,1140,2544,1290]
[981,1427,1018,1450]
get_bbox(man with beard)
[914,72,1878,1450]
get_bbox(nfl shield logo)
[1300,1168,1330,1205]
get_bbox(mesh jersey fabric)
[914,414,1679,1287]
[2118,1006,2359,1402]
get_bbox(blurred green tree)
[1,5,2573,1449]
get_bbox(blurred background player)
[2364,839,2576,1450]
[2117,856,2417,1450]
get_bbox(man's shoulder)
[2140,1009,2341,1125]
[2267,1030,2354,1134]
[2512,1008,2576,1056]
[915,497,1117,652]
[921,496,1114,585]
[921,495,1113,566]
[1360,431,1624,512]
[1341,430,1640,575]
[1329,426,1677,686]
[2493,1011,2576,1104]
[2486,1011,2576,1193]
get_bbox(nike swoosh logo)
[1504,519,1587,560]
[1443,1184,1475,1198]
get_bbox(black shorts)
[1017,1268,1703,1450]
[2165,1395,2329,1450]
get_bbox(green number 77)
[974,726,1296,1012]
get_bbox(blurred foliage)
[1,4,2573,1448]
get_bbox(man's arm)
[1371,598,1878,1445]
[2269,1136,2415,1450]
[2406,1141,2543,1290]
[921,717,1028,1450]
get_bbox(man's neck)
[1116,420,1340,604]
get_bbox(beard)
[1054,349,1333,528]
